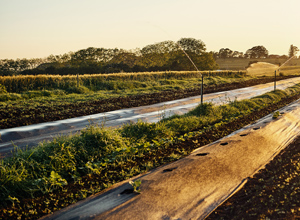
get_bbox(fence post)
[201,74,204,104]
[274,70,276,91]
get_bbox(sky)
[1,0,300,59]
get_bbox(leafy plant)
[120,120,173,142]
[129,179,142,193]
[273,111,280,119]
[66,85,90,94]
[187,102,214,116]
[0,83,7,93]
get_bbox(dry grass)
[216,58,300,70]
[0,70,246,93]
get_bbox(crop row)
[0,75,295,130]
[0,70,246,93]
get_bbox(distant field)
[0,70,245,93]
[216,58,300,70]
[216,58,300,76]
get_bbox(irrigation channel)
[1,77,300,158]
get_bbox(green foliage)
[273,111,280,119]
[0,89,67,102]
[66,85,90,94]
[177,38,206,55]
[129,179,142,193]
[164,116,202,135]
[0,93,21,101]
[187,102,214,116]
[79,125,128,161]
[245,45,269,58]
[230,99,259,111]
[22,90,54,99]
[120,120,173,142]
[33,171,68,195]
[0,83,7,93]
[0,71,246,93]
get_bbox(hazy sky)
[1,0,299,59]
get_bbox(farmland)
[2,69,300,219]
[216,57,300,70]
[1,69,300,218]
[0,71,298,129]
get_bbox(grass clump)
[0,93,22,102]
[66,86,90,94]
[272,111,280,119]
[0,84,7,94]
[187,102,215,116]
[0,126,129,206]
[120,120,174,143]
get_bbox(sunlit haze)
[1,0,300,59]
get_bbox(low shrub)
[0,93,22,102]
[66,86,90,94]
[163,116,202,134]
[121,120,173,142]
[187,102,214,116]
[0,84,7,94]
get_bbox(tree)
[245,46,269,58]
[166,38,218,71]
[109,50,140,68]
[168,50,218,71]
[177,38,206,55]
[141,41,177,55]
[288,44,299,58]
[70,47,119,67]
[232,51,244,58]
[140,41,178,69]
[218,48,233,58]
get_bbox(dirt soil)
[206,136,300,220]
[0,75,297,129]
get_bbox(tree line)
[0,38,298,76]
[214,44,299,59]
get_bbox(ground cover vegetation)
[0,70,244,94]
[0,71,298,130]
[1,82,300,219]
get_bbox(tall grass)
[0,72,250,103]
[0,70,246,93]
